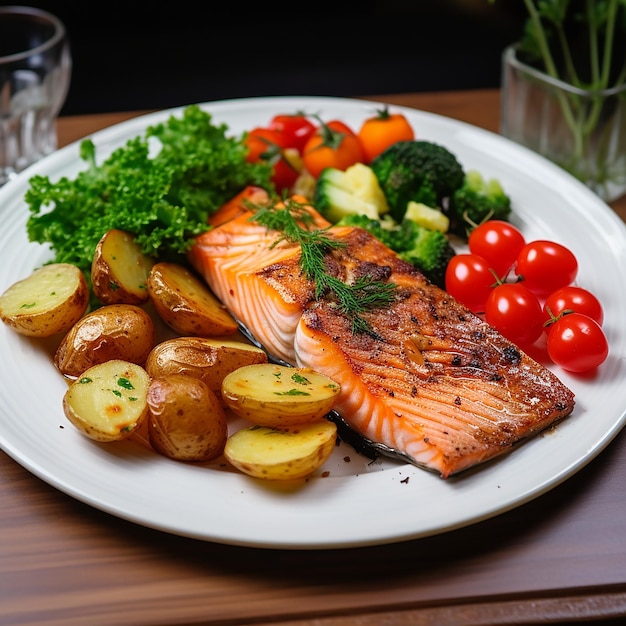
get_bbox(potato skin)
[144,336,267,397]
[147,374,228,462]
[224,420,338,480]
[54,304,155,379]
[0,263,89,337]
[147,262,238,336]
[62,360,150,442]
[91,229,155,305]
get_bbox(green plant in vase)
[495,0,626,201]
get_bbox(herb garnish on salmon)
[251,196,397,335]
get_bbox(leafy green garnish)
[275,389,311,396]
[291,372,311,385]
[250,197,397,335]
[25,105,272,294]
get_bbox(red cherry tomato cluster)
[244,108,415,192]
[445,220,608,373]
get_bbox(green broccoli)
[396,228,456,288]
[335,214,456,288]
[450,169,512,239]
[334,213,396,246]
[370,140,465,222]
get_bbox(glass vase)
[501,45,626,203]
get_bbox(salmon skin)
[189,201,575,478]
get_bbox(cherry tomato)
[468,220,526,278]
[357,107,415,163]
[320,119,356,136]
[484,283,544,345]
[244,127,300,192]
[444,253,496,313]
[244,127,285,162]
[542,285,604,334]
[546,312,609,372]
[268,113,317,153]
[270,156,302,192]
[515,240,578,296]
[302,119,365,179]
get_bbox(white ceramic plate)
[1,96,626,550]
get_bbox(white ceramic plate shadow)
[1,96,626,550]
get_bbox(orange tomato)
[302,119,365,179]
[357,107,415,163]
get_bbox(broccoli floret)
[370,140,465,222]
[397,227,456,288]
[336,214,456,288]
[335,213,396,246]
[450,170,512,238]
[314,163,389,223]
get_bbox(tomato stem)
[312,115,346,151]
[543,305,575,329]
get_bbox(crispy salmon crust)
[189,205,575,478]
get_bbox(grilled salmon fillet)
[189,200,575,478]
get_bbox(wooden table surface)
[2,89,626,626]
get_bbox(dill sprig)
[249,197,397,334]
[321,273,397,335]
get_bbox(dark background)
[8,1,528,116]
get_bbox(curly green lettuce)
[25,104,273,280]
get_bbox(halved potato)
[91,229,155,305]
[221,363,341,427]
[144,336,267,397]
[147,374,228,462]
[147,262,238,336]
[62,359,150,442]
[54,303,155,379]
[224,420,338,480]
[0,263,89,337]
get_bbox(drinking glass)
[0,6,72,186]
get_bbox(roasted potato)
[62,359,150,442]
[0,263,89,337]
[221,363,341,427]
[147,262,238,336]
[224,420,338,480]
[147,374,228,462]
[54,303,155,379]
[91,229,155,305]
[145,336,268,397]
